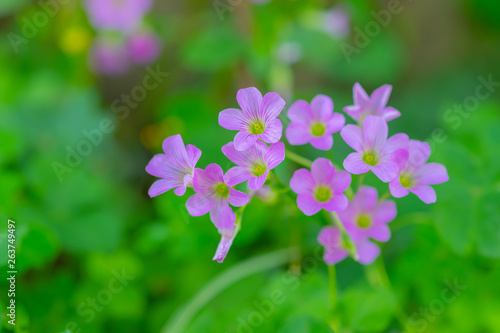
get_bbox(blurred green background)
[1,0,500,332]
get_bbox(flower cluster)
[146,83,448,266]
[84,0,161,75]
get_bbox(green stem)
[367,256,416,333]
[325,211,358,261]
[357,173,366,190]
[285,149,313,168]
[379,191,391,201]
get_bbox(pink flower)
[145,134,201,197]
[218,87,286,151]
[341,115,409,183]
[222,141,285,190]
[343,83,400,123]
[186,164,248,229]
[89,36,130,76]
[285,95,345,150]
[127,31,161,64]
[213,225,237,263]
[338,186,396,242]
[290,158,351,216]
[84,0,153,33]
[318,226,380,265]
[324,6,350,38]
[389,140,449,204]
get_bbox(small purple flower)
[127,31,161,64]
[84,0,153,33]
[338,186,396,242]
[186,164,249,229]
[324,6,350,38]
[218,87,286,151]
[222,141,285,190]
[341,115,409,183]
[213,225,237,263]
[145,134,201,197]
[389,140,449,204]
[290,158,351,216]
[318,226,380,265]
[89,36,130,76]
[286,95,345,150]
[343,83,401,123]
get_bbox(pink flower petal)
[174,185,187,196]
[372,200,397,225]
[205,163,225,182]
[363,115,388,151]
[371,161,399,183]
[266,142,285,169]
[228,188,249,207]
[411,185,437,204]
[219,108,248,130]
[343,152,370,174]
[213,227,236,263]
[318,226,340,246]
[353,82,369,107]
[325,113,345,134]
[352,186,378,211]
[248,173,267,190]
[290,169,315,194]
[148,178,179,197]
[237,87,263,119]
[234,130,258,151]
[382,106,401,121]
[323,194,348,212]
[261,92,285,121]
[389,178,410,198]
[297,193,322,216]
[341,124,364,152]
[406,140,431,171]
[414,163,449,185]
[162,134,188,164]
[343,105,362,122]
[286,123,311,145]
[324,247,349,265]
[311,158,335,184]
[356,240,380,265]
[383,133,409,159]
[310,135,333,150]
[210,200,236,229]
[330,170,352,193]
[222,142,252,167]
[186,144,202,167]
[192,168,214,193]
[310,94,333,121]
[186,193,214,216]
[146,154,180,179]
[287,100,312,124]
[259,119,282,143]
[225,166,249,186]
[368,224,391,242]
[371,84,392,114]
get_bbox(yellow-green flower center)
[314,186,331,203]
[311,122,326,137]
[400,175,413,188]
[362,152,377,166]
[356,214,372,229]
[249,122,265,135]
[252,163,267,177]
[214,182,229,198]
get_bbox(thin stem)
[325,211,358,260]
[357,173,366,190]
[367,256,416,333]
[379,191,391,201]
[285,149,312,168]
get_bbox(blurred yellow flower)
[60,27,92,55]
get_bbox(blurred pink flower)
[84,0,153,33]
[88,36,130,76]
[127,32,161,64]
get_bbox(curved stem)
[285,149,313,168]
[357,173,366,190]
[379,191,391,201]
